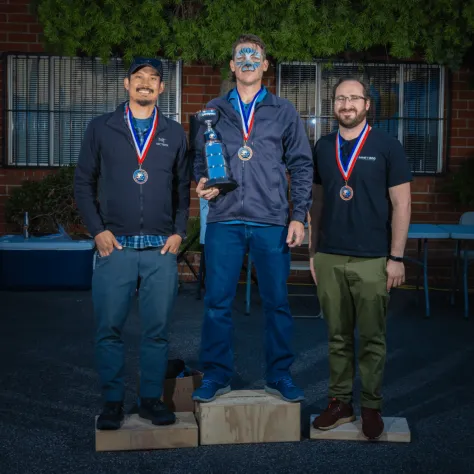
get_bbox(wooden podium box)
[95,412,198,451]
[196,390,301,445]
[310,415,411,443]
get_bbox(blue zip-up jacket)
[193,90,313,226]
[74,102,191,239]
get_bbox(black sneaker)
[139,398,176,426]
[96,401,124,430]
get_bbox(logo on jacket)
[156,137,168,147]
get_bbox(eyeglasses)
[334,95,367,103]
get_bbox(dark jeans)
[200,223,294,385]
[92,247,178,401]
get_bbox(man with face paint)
[192,34,313,403]
[74,58,191,430]
[309,77,412,440]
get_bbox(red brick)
[2,23,27,32]
[28,43,44,52]
[454,128,473,138]
[181,103,201,114]
[452,99,468,110]
[411,213,436,223]
[411,177,431,192]
[436,212,461,223]
[456,109,474,119]
[0,5,29,14]
[450,137,466,147]
[411,192,435,203]
[436,193,454,204]
[6,13,35,23]
[202,66,219,75]
[0,185,6,196]
[185,75,212,85]
[182,85,207,95]
[458,90,474,101]
[0,42,31,51]
[411,203,429,212]
[28,23,44,34]
[0,13,7,22]
[450,118,468,129]
[186,93,209,104]
[182,66,204,75]
[8,32,37,42]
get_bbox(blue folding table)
[406,224,450,318]
[438,224,474,319]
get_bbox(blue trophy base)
[204,177,238,193]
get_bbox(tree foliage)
[34,0,474,69]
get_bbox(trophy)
[196,108,238,193]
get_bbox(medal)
[238,145,253,161]
[236,87,263,161]
[340,185,353,201]
[133,168,148,184]
[126,104,158,184]
[335,123,371,200]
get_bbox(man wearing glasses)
[308,77,412,440]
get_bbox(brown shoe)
[361,407,384,440]
[312,398,356,430]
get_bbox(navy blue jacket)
[193,91,313,226]
[74,103,190,238]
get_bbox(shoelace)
[279,377,296,388]
[327,398,342,414]
[200,379,216,388]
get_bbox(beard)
[136,98,154,106]
[134,88,155,107]
[335,107,367,128]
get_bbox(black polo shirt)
[313,127,412,257]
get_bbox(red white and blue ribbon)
[335,123,371,182]
[125,105,158,166]
[237,87,263,142]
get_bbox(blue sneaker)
[265,377,305,402]
[192,379,231,402]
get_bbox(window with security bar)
[4,55,181,167]
[278,62,445,174]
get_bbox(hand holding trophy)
[196,108,238,193]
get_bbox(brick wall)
[0,0,473,287]
[0,0,50,234]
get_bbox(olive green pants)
[313,252,389,410]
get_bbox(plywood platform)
[95,412,198,451]
[310,415,410,443]
[196,389,301,445]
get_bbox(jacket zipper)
[216,101,272,218]
[121,122,149,235]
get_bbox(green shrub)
[5,165,202,249]
[5,166,83,235]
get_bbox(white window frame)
[277,61,446,174]
[6,54,182,167]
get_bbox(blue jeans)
[201,223,294,384]
[92,247,178,401]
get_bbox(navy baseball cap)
[128,57,163,78]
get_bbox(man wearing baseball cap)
[74,57,191,430]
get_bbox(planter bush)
[5,166,202,250]
[5,166,84,235]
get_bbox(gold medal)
[238,145,253,161]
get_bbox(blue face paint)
[235,47,262,72]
